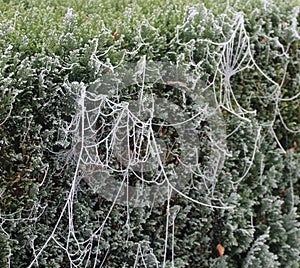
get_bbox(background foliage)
[0,0,299,267]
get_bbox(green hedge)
[0,0,299,267]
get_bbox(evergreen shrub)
[0,0,299,267]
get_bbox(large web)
[1,3,299,267]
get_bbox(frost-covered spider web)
[1,4,299,267]
[67,57,230,208]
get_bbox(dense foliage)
[0,0,299,267]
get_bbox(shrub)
[0,0,299,267]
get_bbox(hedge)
[0,0,299,267]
